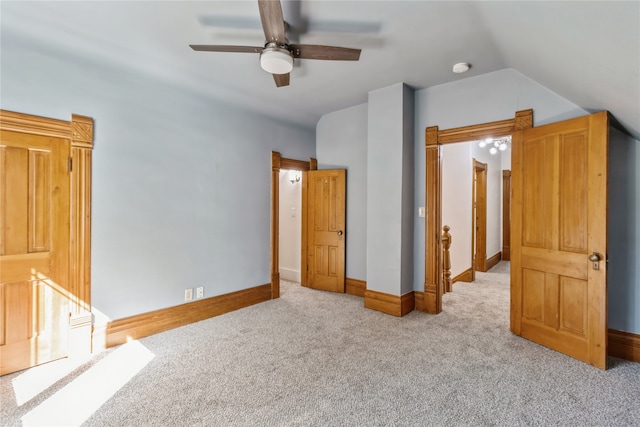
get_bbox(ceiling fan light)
[260,47,293,75]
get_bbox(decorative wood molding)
[452,268,473,284]
[271,151,281,171]
[0,110,70,139]
[309,158,318,171]
[364,289,414,317]
[514,109,534,130]
[414,291,425,312]
[486,252,502,271]
[271,152,280,298]
[608,329,640,363]
[424,138,442,314]
[301,171,308,286]
[71,114,93,148]
[425,110,533,315]
[345,278,366,297]
[100,283,272,349]
[281,158,311,171]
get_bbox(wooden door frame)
[502,170,511,261]
[423,109,532,314]
[472,158,488,275]
[0,109,94,354]
[270,151,317,299]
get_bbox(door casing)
[423,109,533,314]
[270,152,316,298]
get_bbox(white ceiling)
[2,1,639,138]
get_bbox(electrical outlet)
[196,286,204,299]
[184,288,193,302]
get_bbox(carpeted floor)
[2,261,639,426]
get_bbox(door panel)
[0,130,70,375]
[511,112,608,369]
[306,170,345,293]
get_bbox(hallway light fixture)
[289,170,301,184]
[479,136,510,155]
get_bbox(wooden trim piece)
[438,109,533,144]
[424,126,442,314]
[345,278,366,297]
[0,110,71,139]
[281,158,311,171]
[271,152,280,299]
[69,115,94,316]
[301,171,309,286]
[486,252,502,271]
[608,329,640,362]
[364,289,414,317]
[414,291,425,311]
[103,284,272,348]
[452,268,473,284]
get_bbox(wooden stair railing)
[442,225,452,293]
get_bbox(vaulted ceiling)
[2,1,639,139]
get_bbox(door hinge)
[68,157,73,172]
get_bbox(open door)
[1,130,71,375]
[511,112,608,369]
[472,159,488,274]
[304,169,346,293]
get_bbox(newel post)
[442,225,452,293]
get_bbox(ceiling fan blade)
[273,73,290,87]
[190,45,262,53]
[258,0,286,44]
[289,44,361,61]
[198,16,262,30]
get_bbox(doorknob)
[337,230,343,236]
[589,252,601,270]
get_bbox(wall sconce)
[289,170,301,184]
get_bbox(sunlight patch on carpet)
[21,341,154,427]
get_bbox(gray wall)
[366,83,414,295]
[1,29,315,321]
[316,103,368,281]
[608,127,640,332]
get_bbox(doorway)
[270,152,315,298]
[278,169,302,283]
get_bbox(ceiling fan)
[190,0,361,88]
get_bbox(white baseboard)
[280,267,300,283]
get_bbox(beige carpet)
[2,261,639,426]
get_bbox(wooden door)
[473,159,487,273]
[511,112,608,369]
[0,130,71,375]
[502,170,511,261]
[305,170,346,293]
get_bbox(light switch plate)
[418,207,426,218]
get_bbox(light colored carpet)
[2,261,639,426]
